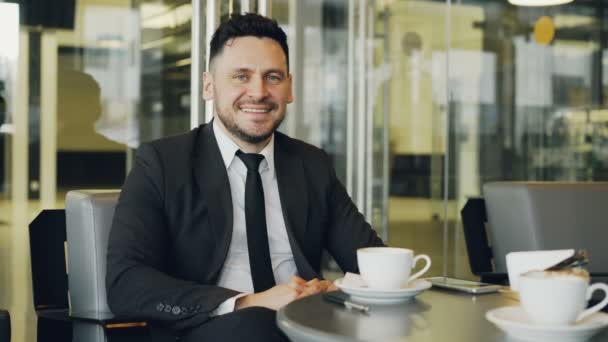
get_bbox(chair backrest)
[460,197,493,275]
[29,210,69,311]
[0,309,9,342]
[65,190,120,315]
[483,182,608,274]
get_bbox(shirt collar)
[213,120,276,179]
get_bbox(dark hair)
[209,13,289,70]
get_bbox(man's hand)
[235,276,306,311]
[235,276,337,311]
[296,278,338,299]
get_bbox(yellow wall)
[388,1,484,155]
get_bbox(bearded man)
[106,13,384,342]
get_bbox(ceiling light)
[508,0,574,6]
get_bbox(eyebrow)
[231,68,287,77]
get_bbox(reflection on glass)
[274,1,350,172]
[378,0,450,278]
[273,1,392,275]
[137,0,192,143]
[0,3,19,197]
[448,1,608,278]
[54,3,139,190]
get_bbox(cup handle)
[577,283,608,322]
[408,254,431,282]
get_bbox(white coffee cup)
[357,247,431,290]
[519,270,608,325]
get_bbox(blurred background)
[0,0,607,340]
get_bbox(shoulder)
[274,131,336,184]
[275,131,331,164]
[130,125,210,193]
[144,128,199,155]
[136,124,209,162]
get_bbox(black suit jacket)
[106,122,384,333]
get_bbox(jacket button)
[164,305,172,313]
[172,306,181,315]
[156,303,164,312]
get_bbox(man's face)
[203,36,293,145]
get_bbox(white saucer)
[334,278,432,304]
[486,306,608,342]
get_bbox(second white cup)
[357,247,431,290]
[519,270,608,325]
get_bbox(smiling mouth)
[240,107,271,113]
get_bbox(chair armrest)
[70,310,147,329]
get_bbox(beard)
[215,101,285,144]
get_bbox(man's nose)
[247,76,269,100]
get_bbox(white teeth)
[241,108,270,113]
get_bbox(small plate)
[486,306,608,342]
[334,278,432,304]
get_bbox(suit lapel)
[275,133,308,242]
[275,134,318,279]
[192,123,233,283]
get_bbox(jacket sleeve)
[323,155,386,272]
[105,143,239,332]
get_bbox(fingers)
[291,275,307,284]
[287,282,306,293]
[297,284,322,299]
[327,282,338,292]
[317,280,331,291]
[310,279,334,292]
[287,277,338,299]
[306,278,319,285]
[288,276,308,294]
[296,280,331,299]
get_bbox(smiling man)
[106,13,384,342]
[204,33,292,152]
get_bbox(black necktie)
[236,150,276,292]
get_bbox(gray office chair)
[65,190,149,342]
[483,182,608,278]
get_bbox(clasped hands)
[235,275,338,311]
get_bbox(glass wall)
[2,0,608,341]
[369,0,608,280]
[447,0,608,279]
[271,0,391,276]
[137,0,194,142]
[375,0,451,277]
[54,0,137,196]
[0,0,188,341]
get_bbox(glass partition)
[137,0,193,143]
[447,0,608,279]
[3,1,608,341]
[378,0,450,277]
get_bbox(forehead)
[212,36,288,72]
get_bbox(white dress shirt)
[211,121,298,315]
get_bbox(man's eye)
[267,75,282,82]
[234,74,248,81]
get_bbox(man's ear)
[202,72,214,100]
